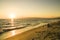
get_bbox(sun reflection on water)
[8,13,16,26]
[11,30,16,36]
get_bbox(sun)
[8,13,16,26]
[9,13,16,19]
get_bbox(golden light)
[9,13,16,19]
[11,30,16,36]
[8,13,16,26]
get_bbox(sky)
[0,0,60,19]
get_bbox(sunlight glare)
[9,13,16,19]
[11,30,16,36]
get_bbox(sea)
[0,18,60,33]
